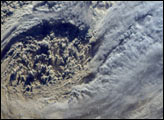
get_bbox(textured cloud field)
[1,1,163,119]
